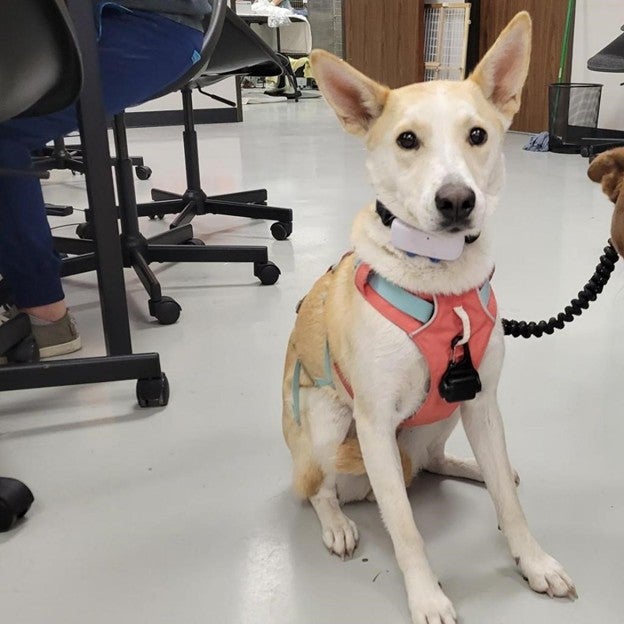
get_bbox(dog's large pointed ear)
[310,49,390,136]
[470,12,532,125]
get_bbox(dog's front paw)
[516,551,577,599]
[406,571,457,624]
[321,514,359,559]
[408,587,457,624]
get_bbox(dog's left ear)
[587,148,624,203]
[310,49,390,136]
[470,12,532,126]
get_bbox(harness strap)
[368,273,433,323]
[291,341,336,424]
[292,359,302,425]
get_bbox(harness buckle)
[439,336,482,403]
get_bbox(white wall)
[571,0,624,130]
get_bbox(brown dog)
[587,147,624,255]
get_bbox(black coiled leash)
[502,242,619,338]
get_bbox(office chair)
[0,0,171,527]
[581,25,624,158]
[0,0,83,531]
[131,8,294,238]
[0,0,83,361]
[57,4,289,325]
[33,136,152,180]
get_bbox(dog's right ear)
[587,148,624,203]
[310,49,389,136]
[469,12,532,126]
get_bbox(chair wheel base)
[136,373,170,407]
[270,221,292,241]
[135,165,152,180]
[76,223,94,239]
[0,478,34,532]
[6,335,40,364]
[254,261,281,285]
[149,296,181,325]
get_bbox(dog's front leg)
[356,402,457,624]
[461,391,577,599]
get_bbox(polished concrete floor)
[1,97,623,624]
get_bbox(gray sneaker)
[1,306,81,360]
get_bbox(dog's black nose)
[435,183,476,223]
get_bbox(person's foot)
[0,306,81,361]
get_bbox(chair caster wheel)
[149,213,165,221]
[135,165,152,180]
[76,222,94,239]
[136,373,170,408]
[254,261,281,285]
[149,296,181,325]
[270,221,292,241]
[6,335,40,364]
[0,477,34,532]
[183,238,205,246]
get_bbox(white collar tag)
[390,217,466,261]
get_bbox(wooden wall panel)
[479,0,573,132]
[343,0,425,88]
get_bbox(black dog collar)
[375,200,480,244]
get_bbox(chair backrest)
[0,0,82,121]
[150,0,228,99]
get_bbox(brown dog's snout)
[435,183,476,225]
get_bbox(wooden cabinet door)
[479,0,573,133]
[343,0,425,88]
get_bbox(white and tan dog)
[282,12,576,623]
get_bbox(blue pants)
[0,8,203,308]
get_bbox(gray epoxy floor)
[1,98,623,624]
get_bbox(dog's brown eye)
[396,131,419,150]
[469,127,487,146]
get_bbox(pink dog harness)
[333,262,498,428]
[291,260,498,429]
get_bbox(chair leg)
[206,189,268,205]
[151,188,183,201]
[147,224,194,246]
[169,200,203,230]
[145,243,281,286]
[202,198,292,223]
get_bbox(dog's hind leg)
[421,412,520,485]
[289,386,360,558]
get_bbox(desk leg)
[65,0,132,356]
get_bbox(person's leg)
[0,10,202,349]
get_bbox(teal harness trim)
[479,280,491,308]
[369,273,434,323]
[291,341,335,425]
[316,341,334,387]
[292,359,302,425]
[290,270,492,425]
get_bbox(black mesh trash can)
[549,83,602,153]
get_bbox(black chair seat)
[588,31,624,73]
